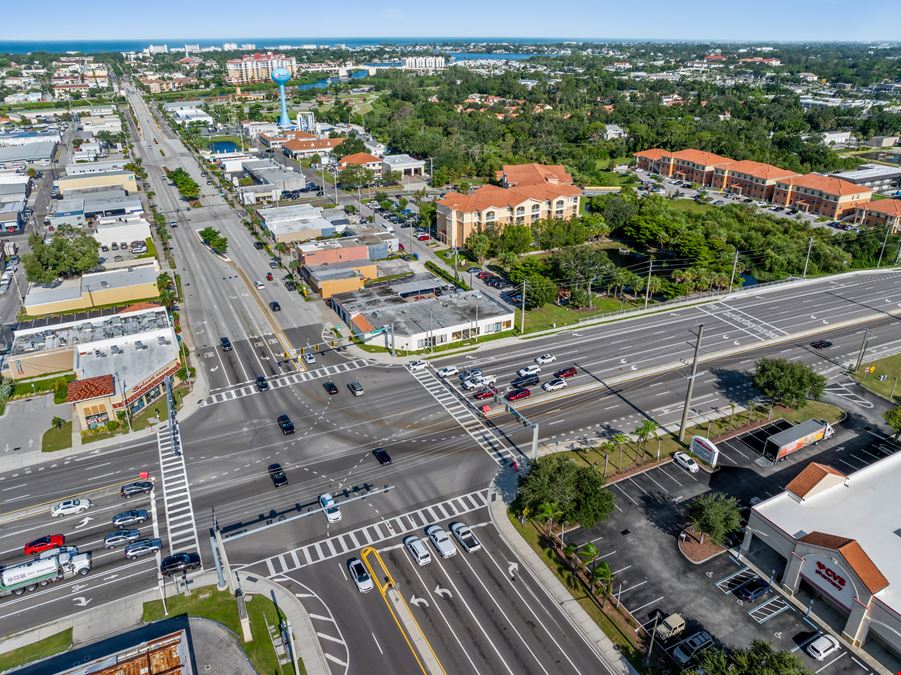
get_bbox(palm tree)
[564,543,580,570]
[634,420,658,455]
[612,432,629,469]
[578,542,600,569]
[535,501,562,536]
[590,562,614,604]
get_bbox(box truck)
[765,419,834,461]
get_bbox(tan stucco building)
[56,171,138,196]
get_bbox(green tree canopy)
[22,230,100,284]
[199,227,228,255]
[333,134,367,159]
[465,232,491,263]
[753,357,826,409]
[688,492,742,545]
[514,455,615,529]
[338,164,375,189]
[884,406,901,439]
[690,640,811,675]
[524,273,558,308]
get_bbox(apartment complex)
[226,52,297,84]
[437,163,582,248]
[402,56,446,72]
[337,152,383,177]
[772,175,872,219]
[853,199,901,233]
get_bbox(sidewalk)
[488,468,639,675]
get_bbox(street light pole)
[520,280,526,334]
[802,237,813,278]
[876,225,891,268]
[644,259,653,309]
[729,249,739,293]
[678,323,705,442]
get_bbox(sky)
[3,0,900,43]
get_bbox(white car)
[806,633,840,661]
[436,366,459,379]
[302,352,316,365]
[404,535,432,566]
[319,493,342,523]
[463,374,496,390]
[51,498,93,518]
[409,360,429,372]
[254,280,265,290]
[534,353,556,365]
[426,525,457,559]
[450,522,482,552]
[347,557,374,593]
[542,378,567,392]
[517,364,541,378]
[673,452,699,473]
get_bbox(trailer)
[0,550,92,597]
[764,419,834,461]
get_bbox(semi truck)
[765,419,835,461]
[0,550,92,597]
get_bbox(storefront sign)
[800,553,857,609]
[689,436,719,467]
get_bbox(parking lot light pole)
[646,612,660,666]
[678,324,705,442]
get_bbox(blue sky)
[4,0,900,42]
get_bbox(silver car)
[104,529,141,549]
[125,538,162,560]
[426,525,457,559]
[112,509,149,528]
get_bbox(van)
[654,613,685,641]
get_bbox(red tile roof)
[495,163,573,187]
[438,183,581,214]
[634,149,671,161]
[777,173,873,197]
[351,313,375,333]
[860,199,901,217]
[66,374,116,403]
[670,149,732,167]
[785,462,846,499]
[720,159,798,182]
[283,137,345,152]
[338,152,382,167]
[798,532,889,594]
[118,302,162,314]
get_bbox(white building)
[820,131,854,146]
[226,52,297,84]
[603,124,627,140]
[402,56,446,72]
[94,216,152,249]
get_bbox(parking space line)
[642,472,670,493]
[629,596,664,614]
[791,633,821,653]
[613,484,638,506]
[627,477,650,496]
[617,580,647,595]
[815,652,847,673]
[612,565,632,575]
[657,467,684,487]
[599,549,617,559]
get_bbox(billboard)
[689,436,719,467]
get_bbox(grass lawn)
[205,135,244,148]
[667,198,715,215]
[855,352,901,403]
[143,586,299,675]
[0,628,72,672]
[522,297,641,333]
[42,421,73,452]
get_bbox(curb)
[677,529,728,565]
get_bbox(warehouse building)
[56,170,138,196]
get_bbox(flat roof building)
[830,164,901,193]
[382,153,426,177]
[257,203,339,243]
[0,140,56,169]
[56,170,138,196]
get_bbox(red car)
[505,388,531,402]
[474,387,496,401]
[417,234,430,241]
[554,367,578,379]
[266,272,274,281]
[24,534,65,556]
[477,271,492,280]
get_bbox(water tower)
[271,67,292,128]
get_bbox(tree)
[753,358,826,409]
[497,225,533,255]
[339,164,375,190]
[156,273,176,309]
[634,420,658,453]
[0,377,12,403]
[22,230,100,283]
[578,542,599,568]
[51,416,65,430]
[590,561,614,601]
[688,492,742,545]
[381,168,400,186]
[884,406,901,439]
[466,232,491,263]
[524,273,557,309]
[199,227,228,255]
[691,640,810,675]
[333,134,367,159]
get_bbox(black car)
[256,376,269,391]
[285,281,297,291]
[323,381,339,395]
[277,414,295,435]
[253,241,265,250]
[220,337,232,352]
[269,301,281,312]
[120,480,153,499]
[372,447,392,465]
[268,463,288,487]
[511,374,540,389]
[160,551,202,576]
[810,340,833,349]
[735,577,770,603]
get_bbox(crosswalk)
[408,368,513,464]
[256,488,490,577]
[156,423,200,556]
[201,359,371,406]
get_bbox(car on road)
[112,509,149,528]
[505,388,531,402]
[104,529,141,549]
[266,272,274,281]
[269,261,280,269]
[806,633,840,661]
[417,233,430,241]
[463,375,496,390]
[449,522,481,552]
[51,498,92,518]
[125,538,162,560]
[810,340,833,349]
[511,374,540,389]
[269,301,281,312]
[277,414,295,435]
[517,364,541,377]
[254,280,265,290]
[120,480,153,498]
[554,366,578,379]
[542,378,567,392]
[302,352,316,364]
[348,557,374,593]
[474,387,497,401]
[436,366,459,379]
[408,360,428,372]
[735,577,770,603]
[467,267,481,274]
[673,452,700,473]
[268,463,288,487]
[403,535,432,566]
[426,525,457,559]
[319,493,342,522]
[534,353,556,365]
[220,337,233,352]
[253,241,264,249]
[256,376,269,391]
[323,381,338,395]
[672,630,713,665]
[24,534,66,556]
[160,552,202,576]
[372,448,392,465]
[348,381,365,397]
[459,368,481,382]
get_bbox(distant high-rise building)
[223,42,238,51]
[146,44,169,55]
[296,111,315,133]
[239,43,256,51]
[226,52,296,84]
[184,44,200,55]
[402,56,446,72]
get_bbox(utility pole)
[894,237,901,266]
[802,237,814,278]
[646,612,660,666]
[729,249,739,293]
[520,280,526,334]
[644,259,653,309]
[678,323,705,442]
[876,225,891,268]
[854,328,870,372]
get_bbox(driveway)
[0,394,71,455]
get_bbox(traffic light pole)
[506,403,539,461]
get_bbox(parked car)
[806,633,840,661]
[673,452,699,473]
[505,388,531,402]
[348,557,374,593]
[372,448,392,465]
[268,463,288,487]
[534,353,556,365]
[256,376,269,391]
[449,522,481,553]
[277,414,295,435]
[348,381,365,397]
[51,498,92,518]
[403,535,432,566]
[426,525,457,559]
[160,552,201,576]
[417,234,430,241]
[125,538,162,560]
[319,493,342,522]
[323,381,339,395]
[554,367,578,379]
[735,577,770,603]
[24,534,66,556]
[672,631,713,665]
[112,509,148,528]
[104,529,141,549]
[120,481,153,498]
[542,378,567,392]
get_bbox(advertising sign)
[689,436,719,467]
[800,554,856,609]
